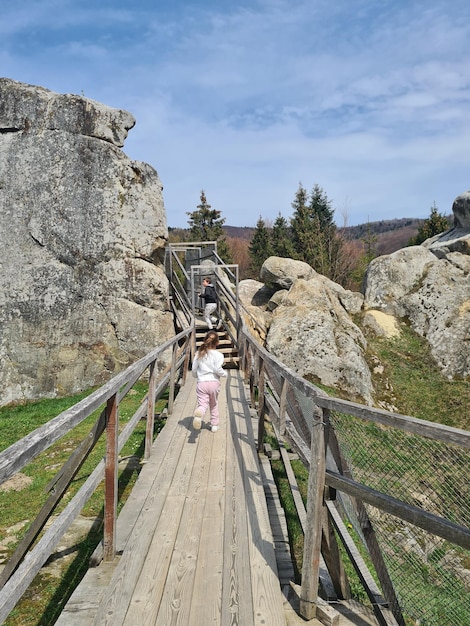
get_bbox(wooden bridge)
[54,370,293,625]
[1,247,469,626]
[53,369,375,626]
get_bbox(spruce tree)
[408,203,450,246]
[271,213,295,258]
[290,182,344,280]
[186,190,232,262]
[290,183,317,265]
[248,216,273,277]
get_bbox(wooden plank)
[236,378,286,626]
[92,394,197,625]
[300,416,326,621]
[120,488,188,625]
[259,456,294,587]
[222,371,255,626]
[152,422,213,625]
[187,381,228,625]
[55,561,116,626]
[122,490,189,626]
[104,393,119,561]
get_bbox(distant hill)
[223,218,426,256]
[172,215,453,258]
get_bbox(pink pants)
[196,380,221,426]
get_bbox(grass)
[365,324,470,430]
[0,382,169,626]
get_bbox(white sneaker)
[211,425,219,433]
[216,319,223,330]
[193,408,204,430]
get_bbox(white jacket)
[192,349,227,382]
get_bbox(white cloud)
[1,0,470,227]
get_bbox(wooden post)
[145,360,157,459]
[103,393,118,561]
[243,339,251,384]
[181,336,191,384]
[168,343,177,415]
[279,377,288,436]
[300,409,326,620]
[257,358,266,452]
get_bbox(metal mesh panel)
[330,411,470,626]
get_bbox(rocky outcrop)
[363,247,470,379]
[240,260,373,404]
[266,276,373,404]
[0,79,173,406]
[260,257,315,289]
[363,191,470,380]
[239,191,470,404]
[423,191,470,257]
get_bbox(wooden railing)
[237,318,470,626]
[0,327,192,623]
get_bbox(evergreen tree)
[248,216,273,277]
[408,203,450,246]
[290,183,317,265]
[186,190,232,262]
[290,182,344,280]
[271,213,295,258]
[307,183,338,277]
[308,183,335,229]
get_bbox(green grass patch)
[0,382,169,626]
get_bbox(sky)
[2,0,470,229]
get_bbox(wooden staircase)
[195,323,239,369]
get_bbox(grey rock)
[0,79,172,406]
[266,277,373,404]
[363,249,470,379]
[0,77,135,147]
[422,190,470,257]
[260,256,315,289]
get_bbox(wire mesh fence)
[330,411,470,626]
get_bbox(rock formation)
[0,78,173,406]
[238,191,470,404]
[363,191,470,380]
[241,257,373,404]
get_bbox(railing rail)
[237,317,470,626]
[0,326,192,623]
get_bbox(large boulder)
[363,248,470,379]
[243,258,372,403]
[363,191,470,380]
[260,256,315,289]
[0,79,173,406]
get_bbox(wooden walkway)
[56,370,294,626]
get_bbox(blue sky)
[2,0,470,228]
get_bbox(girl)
[192,330,227,432]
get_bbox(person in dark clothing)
[199,277,222,329]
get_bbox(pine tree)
[290,183,344,280]
[271,213,295,258]
[290,183,317,265]
[186,190,232,262]
[408,203,450,246]
[248,216,273,277]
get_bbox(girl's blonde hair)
[198,330,219,358]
